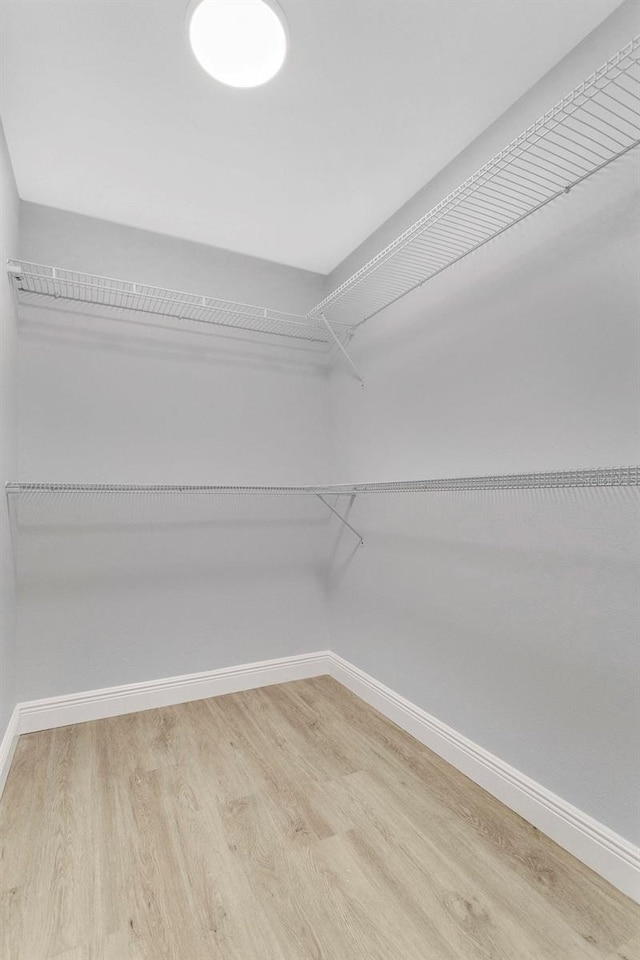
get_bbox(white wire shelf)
[6,467,638,498]
[310,36,640,328]
[7,38,639,381]
[8,468,636,548]
[7,260,353,347]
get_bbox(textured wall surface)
[325,3,640,844]
[19,203,324,315]
[16,212,332,699]
[0,119,19,731]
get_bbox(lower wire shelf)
[5,466,639,498]
[6,467,639,549]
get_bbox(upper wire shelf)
[310,36,640,328]
[7,260,353,347]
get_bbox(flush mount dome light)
[187,0,288,88]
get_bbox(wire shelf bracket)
[309,36,640,331]
[318,314,364,386]
[317,494,363,545]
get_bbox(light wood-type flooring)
[0,676,638,959]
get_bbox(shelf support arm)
[317,494,363,546]
[319,314,365,386]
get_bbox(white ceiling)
[0,0,623,273]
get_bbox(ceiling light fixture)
[187,0,288,89]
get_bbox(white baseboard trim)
[18,650,332,734]
[2,649,637,902]
[0,705,20,799]
[326,651,640,904]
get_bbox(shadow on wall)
[18,301,330,378]
[325,482,640,592]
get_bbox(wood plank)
[1,676,637,959]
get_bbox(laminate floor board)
[0,675,637,959]
[317,769,601,960]
[292,677,639,954]
[604,932,640,960]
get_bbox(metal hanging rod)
[309,36,640,329]
[6,467,638,498]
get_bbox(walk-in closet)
[0,1,639,957]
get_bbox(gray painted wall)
[325,3,640,843]
[0,119,19,732]
[16,210,332,700]
[20,202,325,315]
